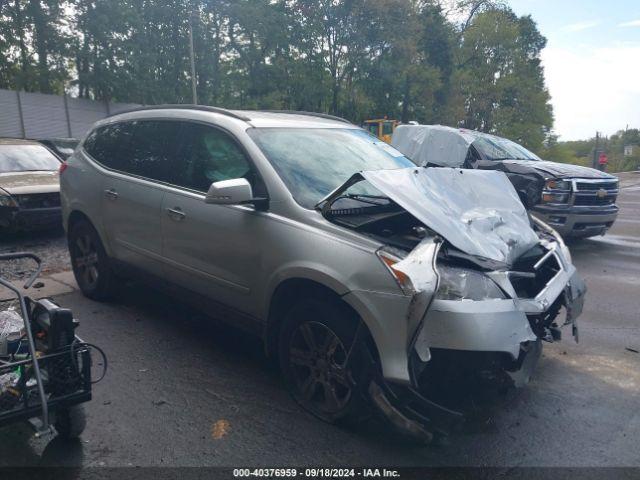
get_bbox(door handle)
[104,189,118,200]
[166,207,186,221]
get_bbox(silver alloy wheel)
[289,321,352,414]
[73,234,100,288]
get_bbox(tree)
[0,0,70,93]
[456,7,552,150]
[0,0,556,152]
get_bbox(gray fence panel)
[67,97,109,138]
[0,88,142,140]
[0,90,23,138]
[21,91,69,139]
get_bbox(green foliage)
[0,0,555,152]
[456,9,552,151]
[542,129,640,172]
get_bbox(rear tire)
[54,405,87,439]
[278,294,370,424]
[68,220,116,301]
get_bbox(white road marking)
[614,218,640,224]
[588,235,640,249]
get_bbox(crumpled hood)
[357,167,540,266]
[501,160,616,180]
[0,171,59,195]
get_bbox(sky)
[507,0,640,141]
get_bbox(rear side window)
[173,123,252,193]
[83,122,135,169]
[85,120,181,183]
[126,121,181,183]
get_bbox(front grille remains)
[15,193,61,209]
[509,247,561,299]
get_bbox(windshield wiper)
[315,193,390,210]
[347,193,390,203]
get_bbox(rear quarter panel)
[60,150,108,252]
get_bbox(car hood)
[500,160,616,180]
[0,171,60,195]
[324,167,540,267]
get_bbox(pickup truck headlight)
[545,179,571,191]
[436,266,505,301]
[542,179,571,204]
[541,192,569,203]
[0,192,18,207]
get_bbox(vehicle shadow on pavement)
[0,422,84,470]
[2,279,638,467]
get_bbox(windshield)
[0,144,61,173]
[471,134,541,161]
[248,128,414,208]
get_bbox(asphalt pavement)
[0,172,639,468]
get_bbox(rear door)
[93,120,181,276]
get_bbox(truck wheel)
[54,405,87,439]
[278,295,369,424]
[68,220,116,301]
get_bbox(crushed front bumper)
[417,246,586,361]
[356,241,586,440]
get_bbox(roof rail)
[107,104,251,121]
[263,110,352,125]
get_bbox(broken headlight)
[436,266,505,301]
[376,248,415,295]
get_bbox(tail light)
[59,161,68,174]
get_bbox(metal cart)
[0,252,103,438]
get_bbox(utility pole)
[592,131,599,169]
[188,14,198,105]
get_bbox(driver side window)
[174,123,252,193]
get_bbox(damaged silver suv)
[60,106,586,440]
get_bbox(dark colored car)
[392,125,619,238]
[37,138,79,160]
[0,138,62,232]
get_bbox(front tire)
[278,295,369,424]
[68,220,116,301]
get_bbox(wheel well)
[266,279,358,358]
[67,210,93,235]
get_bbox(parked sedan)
[0,138,62,232]
[392,125,619,238]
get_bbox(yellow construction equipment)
[362,118,400,143]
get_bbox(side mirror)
[205,178,254,205]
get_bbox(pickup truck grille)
[15,193,61,209]
[571,179,618,208]
[575,181,618,191]
[574,194,616,206]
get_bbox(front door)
[160,122,267,315]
